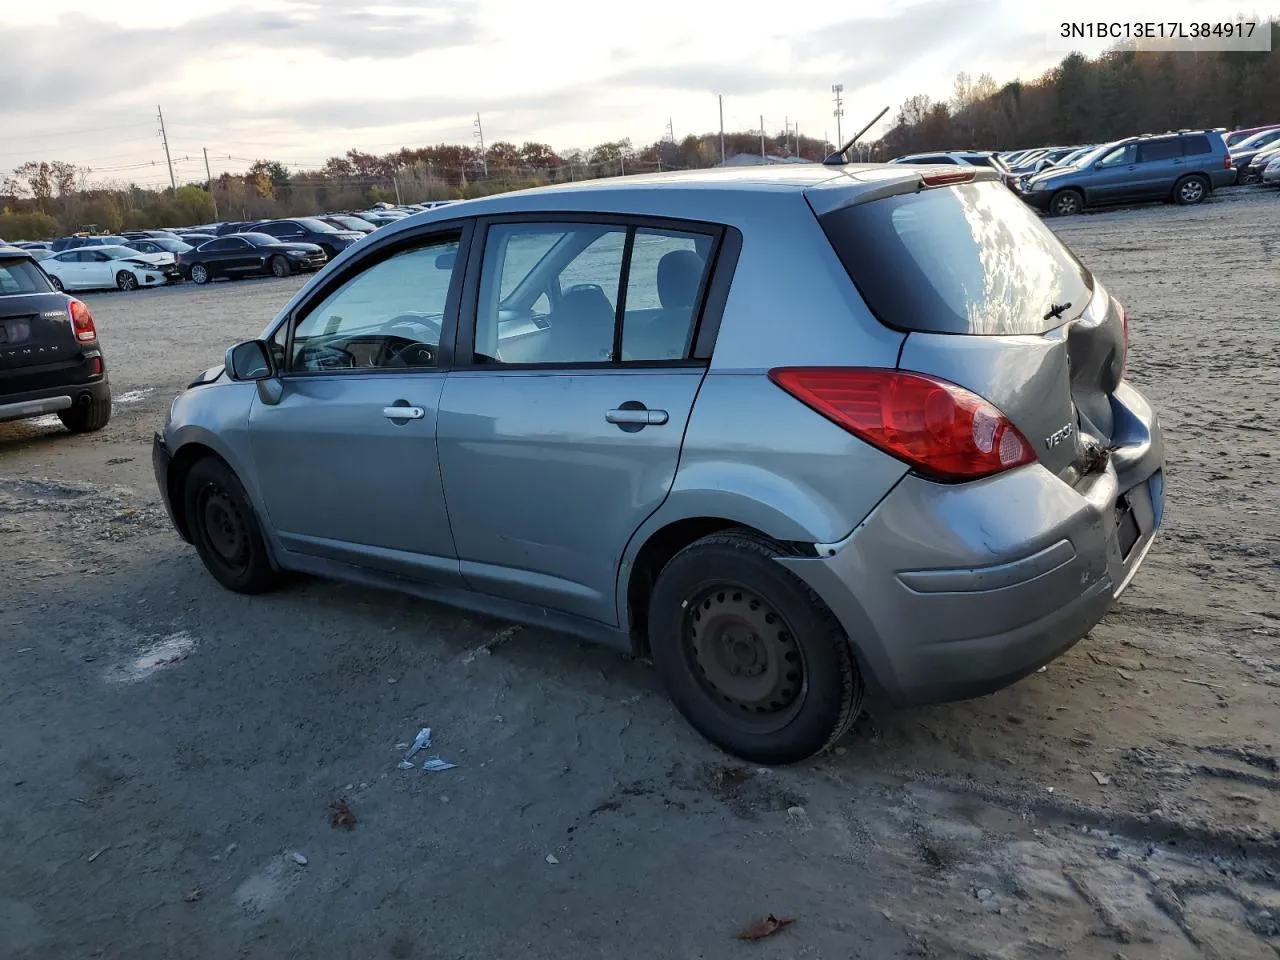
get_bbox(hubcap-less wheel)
[1179,178,1205,203]
[191,264,209,284]
[1052,192,1080,216]
[684,583,806,733]
[198,483,249,573]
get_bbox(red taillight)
[91,356,104,376]
[1224,154,1234,169]
[768,368,1036,482]
[920,169,976,187]
[69,298,97,342]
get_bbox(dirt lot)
[1,189,1277,960]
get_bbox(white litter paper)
[402,728,432,762]
[422,757,457,772]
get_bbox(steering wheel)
[383,338,436,367]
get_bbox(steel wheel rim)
[1180,180,1204,202]
[198,483,249,572]
[682,582,807,733]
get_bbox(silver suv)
[1018,131,1236,215]
[153,165,1165,764]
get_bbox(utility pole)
[760,114,766,160]
[157,105,176,191]
[392,173,402,204]
[202,147,218,219]
[831,84,845,148]
[718,94,726,163]
[473,113,488,178]
[666,118,674,143]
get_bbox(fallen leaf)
[330,798,357,830]
[735,914,795,941]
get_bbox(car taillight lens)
[69,298,97,342]
[1224,154,1233,169]
[768,367,1036,483]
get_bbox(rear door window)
[1138,139,1182,163]
[817,179,1093,336]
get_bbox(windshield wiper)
[1043,301,1072,321]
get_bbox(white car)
[40,245,176,292]
[1263,155,1280,185]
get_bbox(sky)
[0,0,1262,187]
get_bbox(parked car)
[253,217,365,258]
[49,234,129,253]
[153,165,1164,764]
[1262,153,1280,185]
[120,230,181,241]
[1230,128,1280,181]
[178,233,327,284]
[12,241,51,251]
[176,232,217,246]
[889,151,980,165]
[1224,124,1280,148]
[0,246,111,432]
[318,214,377,235]
[40,244,177,291]
[124,236,194,257]
[214,220,268,237]
[1017,131,1234,215]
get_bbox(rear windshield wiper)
[1043,301,1072,321]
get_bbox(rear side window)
[819,180,1093,336]
[0,257,53,294]
[1181,135,1213,156]
[1138,139,1182,163]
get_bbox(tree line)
[3,23,1276,241]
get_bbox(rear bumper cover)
[781,383,1164,706]
[0,376,110,425]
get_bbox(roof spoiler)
[822,106,891,166]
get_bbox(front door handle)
[606,407,668,426]
[383,405,425,420]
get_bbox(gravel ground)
[1,188,1277,960]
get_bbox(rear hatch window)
[0,257,53,295]
[817,180,1093,336]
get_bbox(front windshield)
[99,246,147,260]
[150,238,192,252]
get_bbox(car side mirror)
[225,339,274,381]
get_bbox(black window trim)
[450,210,740,372]
[275,219,474,379]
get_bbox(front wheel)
[190,263,210,284]
[1049,189,1083,217]
[270,255,290,278]
[1173,175,1208,205]
[116,270,139,291]
[647,530,864,765]
[183,457,281,594]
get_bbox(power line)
[0,121,154,143]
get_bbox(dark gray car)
[1018,131,1236,216]
[153,165,1165,764]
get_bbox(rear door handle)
[383,405,425,420]
[606,408,668,425]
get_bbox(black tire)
[190,263,210,285]
[647,530,864,765]
[1049,189,1084,217]
[183,457,280,594]
[270,255,290,278]
[115,270,138,291]
[1173,174,1208,205]
[48,274,64,292]
[58,393,111,433]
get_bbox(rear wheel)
[190,263,210,284]
[1173,174,1208,205]
[270,255,290,278]
[183,457,280,594]
[58,393,111,433]
[647,530,863,765]
[115,270,138,291]
[1049,189,1083,217]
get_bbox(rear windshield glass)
[0,257,52,295]
[818,180,1093,336]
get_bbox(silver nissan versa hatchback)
[154,164,1165,764]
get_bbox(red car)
[1225,124,1280,148]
